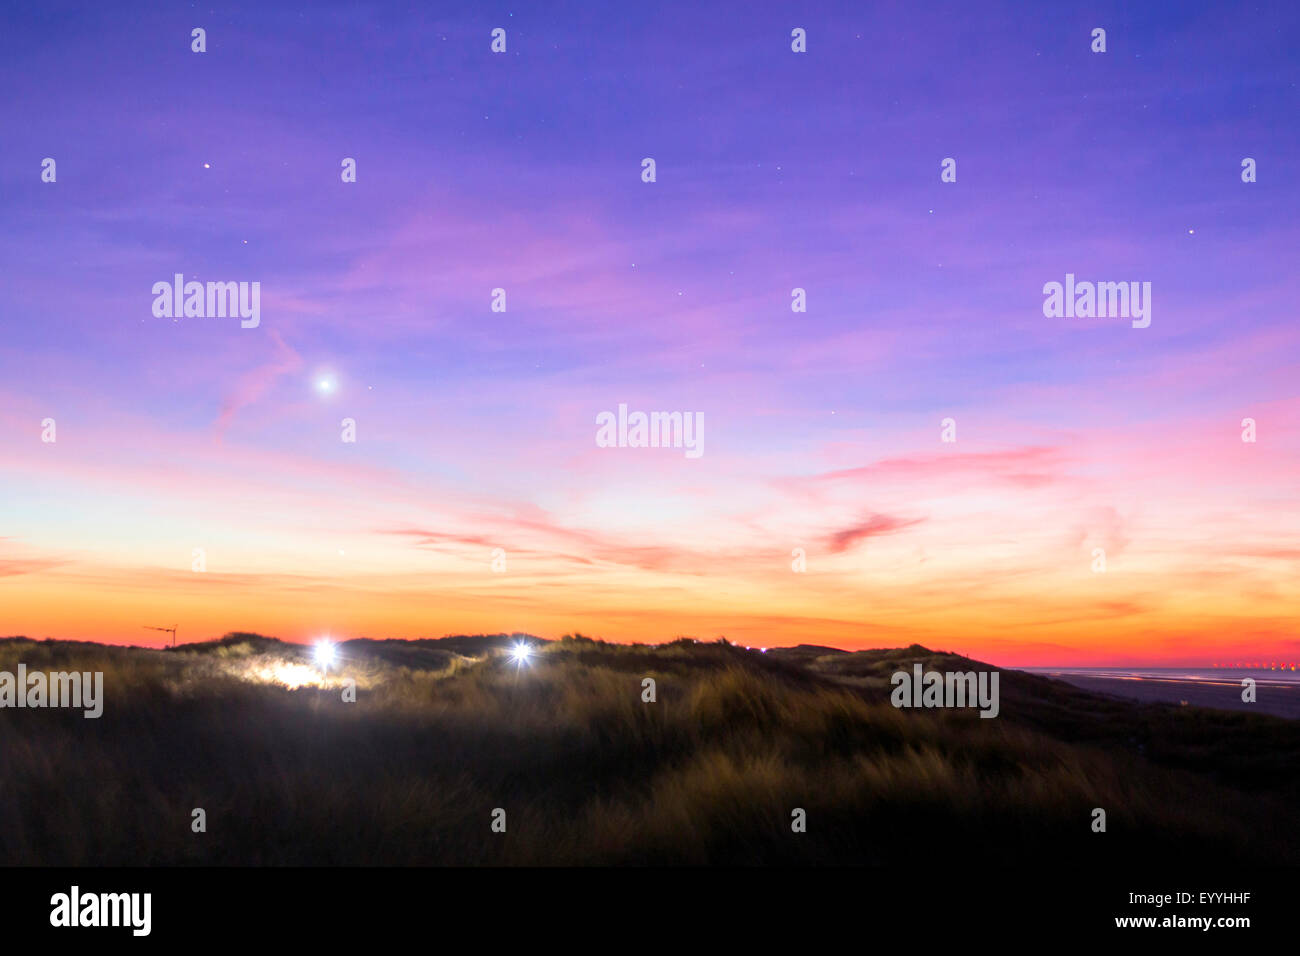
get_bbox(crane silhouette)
[143,625,178,648]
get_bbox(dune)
[0,633,1295,865]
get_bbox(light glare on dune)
[253,661,326,689]
[220,658,332,689]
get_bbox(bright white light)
[248,661,323,690]
[510,642,532,665]
[314,369,340,395]
[314,640,337,669]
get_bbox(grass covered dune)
[0,634,1295,865]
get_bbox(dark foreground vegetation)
[0,634,1295,865]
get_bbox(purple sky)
[2,1,1298,664]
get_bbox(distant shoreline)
[1030,670,1300,719]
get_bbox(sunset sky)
[2,1,1298,665]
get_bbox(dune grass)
[0,634,1294,865]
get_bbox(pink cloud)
[213,329,303,439]
[824,513,925,553]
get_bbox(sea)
[1025,666,1300,686]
